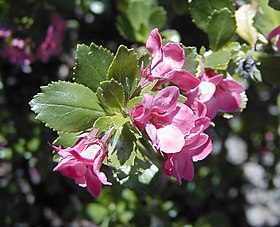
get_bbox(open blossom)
[132,86,212,183]
[36,13,66,62]
[0,38,33,65]
[140,28,184,84]
[52,129,111,197]
[267,25,280,53]
[185,69,245,119]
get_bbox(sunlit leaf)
[30,81,105,132]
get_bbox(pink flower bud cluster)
[0,13,66,65]
[52,129,112,197]
[132,28,245,184]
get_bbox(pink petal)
[267,26,280,40]
[157,125,185,153]
[162,43,185,69]
[207,74,223,85]
[220,79,245,93]
[146,28,163,67]
[153,86,179,111]
[171,103,196,135]
[167,69,200,91]
[191,136,212,161]
[85,168,102,197]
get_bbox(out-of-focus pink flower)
[0,38,33,64]
[267,25,280,53]
[132,86,212,183]
[0,29,12,38]
[140,28,185,85]
[186,70,245,119]
[52,129,111,197]
[36,13,66,62]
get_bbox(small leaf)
[204,50,231,70]
[208,8,236,50]
[30,81,105,132]
[73,43,114,91]
[53,132,79,147]
[189,0,234,32]
[107,45,139,100]
[127,96,143,109]
[109,124,136,168]
[93,114,129,132]
[99,79,125,110]
[183,46,199,75]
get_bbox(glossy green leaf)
[99,79,125,110]
[204,50,231,70]
[189,0,234,32]
[107,45,139,99]
[208,8,236,50]
[29,81,105,132]
[73,43,114,92]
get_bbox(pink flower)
[36,13,66,62]
[140,28,185,85]
[52,129,111,197]
[132,86,212,183]
[267,25,280,53]
[163,113,212,184]
[0,38,33,64]
[186,70,245,119]
[0,29,12,38]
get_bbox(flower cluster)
[46,28,245,196]
[0,13,66,64]
[51,129,112,197]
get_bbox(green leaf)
[116,0,166,43]
[204,50,231,70]
[254,0,280,36]
[99,79,125,110]
[149,7,167,31]
[269,0,280,10]
[30,81,105,132]
[189,0,234,32]
[127,96,143,109]
[53,132,79,147]
[93,114,129,132]
[107,45,139,100]
[208,8,236,50]
[73,43,114,92]
[109,124,137,169]
[116,15,137,42]
[183,46,199,75]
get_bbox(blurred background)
[0,0,280,226]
